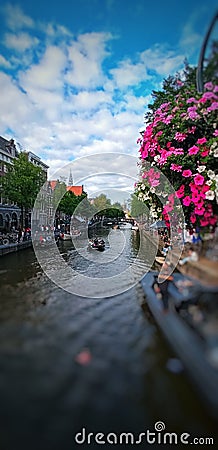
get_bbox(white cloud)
[0,53,11,68]
[65,32,112,89]
[140,45,184,76]
[109,58,149,89]
[0,72,33,129]
[121,92,151,113]
[69,90,113,112]
[3,4,34,30]
[39,22,72,38]
[19,45,67,90]
[4,31,39,52]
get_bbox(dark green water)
[0,230,217,449]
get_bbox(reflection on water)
[56,228,156,297]
[0,232,217,449]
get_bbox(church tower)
[68,169,74,186]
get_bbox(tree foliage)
[58,190,87,216]
[92,194,112,212]
[2,152,45,211]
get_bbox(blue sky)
[0,0,217,198]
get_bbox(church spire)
[68,169,73,186]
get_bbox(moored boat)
[140,270,218,418]
[131,225,139,231]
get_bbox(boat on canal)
[59,230,81,241]
[118,221,132,229]
[140,270,218,418]
[59,232,71,241]
[88,238,105,251]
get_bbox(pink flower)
[209,217,218,226]
[204,82,213,91]
[186,97,198,104]
[170,164,182,172]
[164,203,173,213]
[191,193,202,204]
[201,148,209,157]
[201,91,217,101]
[187,126,196,134]
[173,148,184,155]
[182,169,192,177]
[176,185,185,198]
[207,102,218,112]
[141,148,148,159]
[194,206,205,216]
[150,179,160,187]
[200,219,209,226]
[174,132,187,141]
[182,196,192,206]
[190,214,196,224]
[201,184,210,194]
[189,184,198,194]
[213,130,218,137]
[194,174,204,186]
[187,106,200,120]
[163,115,173,124]
[188,145,199,155]
[197,137,207,144]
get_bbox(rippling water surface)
[0,230,217,450]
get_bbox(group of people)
[159,230,172,257]
[17,227,31,242]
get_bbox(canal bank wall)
[140,226,218,287]
[0,240,32,256]
[140,227,163,256]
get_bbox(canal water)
[0,229,217,449]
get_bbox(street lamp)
[196,10,218,93]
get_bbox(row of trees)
[74,193,125,220]
[1,153,125,227]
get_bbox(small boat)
[155,256,165,265]
[88,238,105,251]
[118,222,132,229]
[131,221,139,231]
[59,233,71,241]
[71,230,81,237]
[140,270,218,418]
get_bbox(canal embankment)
[0,239,32,256]
[140,225,218,287]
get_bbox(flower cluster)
[137,80,218,231]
